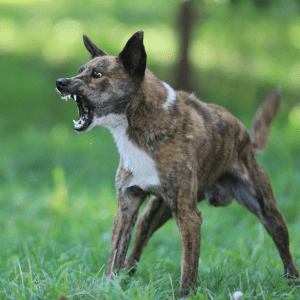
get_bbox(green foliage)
[1,0,300,299]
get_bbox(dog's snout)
[56,78,68,89]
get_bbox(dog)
[56,31,299,297]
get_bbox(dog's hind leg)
[106,181,147,276]
[230,158,299,279]
[174,194,203,297]
[124,196,173,270]
[164,173,202,298]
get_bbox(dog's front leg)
[176,199,202,297]
[124,196,173,271]
[106,166,147,276]
[125,191,206,272]
[172,181,203,297]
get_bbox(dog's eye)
[92,70,102,78]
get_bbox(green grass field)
[1,119,300,299]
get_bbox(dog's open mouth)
[56,89,93,131]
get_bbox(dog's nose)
[56,78,68,89]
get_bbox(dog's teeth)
[73,119,82,129]
[74,95,77,101]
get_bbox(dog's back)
[161,88,280,192]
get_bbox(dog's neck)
[125,72,179,151]
[94,76,178,189]
[94,73,179,178]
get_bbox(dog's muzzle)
[56,78,93,132]
[56,78,70,89]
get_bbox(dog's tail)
[250,87,281,156]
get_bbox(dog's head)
[56,31,146,132]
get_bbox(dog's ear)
[82,34,108,58]
[118,31,146,78]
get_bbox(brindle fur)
[56,31,299,297]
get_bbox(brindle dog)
[56,31,299,297]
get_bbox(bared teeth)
[73,116,86,128]
[58,91,78,102]
[61,94,71,101]
[61,93,88,131]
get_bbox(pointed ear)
[118,31,146,78]
[82,34,108,58]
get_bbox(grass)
[1,121,300,299]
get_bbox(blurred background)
[1,0,300,293]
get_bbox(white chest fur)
[92,114,160,190]
[162,81,176,109]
